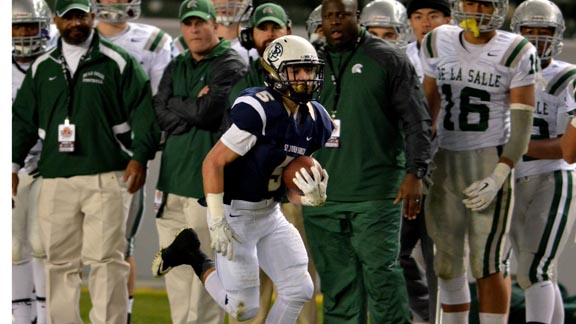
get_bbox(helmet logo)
[351,63,363,74]
[187,0,198,9]
[268,42,283,63]
[263,7,274,15]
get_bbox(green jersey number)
[442,85,490,132]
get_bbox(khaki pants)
[155,193,225,324]
[229,202,318,324]
[39,172,130,324]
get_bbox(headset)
[239,18,292,50]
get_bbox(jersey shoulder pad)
[422,25,458,59]
[546,61,576,96]
[497,32,534,69]
[171,35,187,56]
[133,23,171,53]
[231,88,278,136]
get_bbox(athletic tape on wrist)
[510,103,533,111]
[493,162,511,186]
[206,193,225,224]
[571,117,576,128]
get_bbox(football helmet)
[306,5,322,39]
[214,0,253,26]
[12,0,52,57]
[262,35,324,104]
[360,0,410,47]
[92,0,141,23]
[451,0,508,32]
[511,0,564,60]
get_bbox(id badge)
[58,119,75,152]
[325,119,341,148]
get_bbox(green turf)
[80,288,324,323]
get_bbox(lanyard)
[324,34,362,118]
[59,55,76,121]
[58,43,92,121]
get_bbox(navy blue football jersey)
[223,87,333,202]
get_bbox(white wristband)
[12,163,21,174]
[206,193,225,224]
[571,117,576,128]
[493,162,511,186]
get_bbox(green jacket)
[228,57,265,104]
[12,33,160,178]
[316,28,432,201]
[154,39,247,198]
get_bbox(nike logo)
[130,38,139,43]
[306,136,312,141]
[229,214,242,218]
[487,52,498,57]
[480,183,489,191]
[49,76,57,81]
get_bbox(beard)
[61,25,92,45]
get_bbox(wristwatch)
[408,167,427,179]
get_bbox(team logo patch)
[263,7,274,15]
[351,63,363,74]
[268,42,283,63]
[187,0,198,9]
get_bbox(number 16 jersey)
[421,24,537,151]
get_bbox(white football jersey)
[515,60,576,178]
[13,60,42,174]
[406,41,424,84]
[421,25,537,151]
[99,22,172,95]
[171,35,258,64]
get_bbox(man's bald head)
[321,0,360,50]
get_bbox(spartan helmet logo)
[187,0,198,9]
[267,42,283,63]
[263,6,274,15]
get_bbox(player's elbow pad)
[501,103,534,164]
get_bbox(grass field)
[80,288,324,324]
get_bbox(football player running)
[508,1,576,323]
[12,2,52,323]
[421,0,537,323]
[152,35,333,324]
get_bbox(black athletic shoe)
[151,228,213,278]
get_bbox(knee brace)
[434,250,465,279]
[12,236,30,264]
[439,275,471,305]
[516,270,533,290]
[226,286,260,321]
[276,270,314,303]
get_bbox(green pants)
[303,200,411,324]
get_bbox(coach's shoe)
[152,228,214,278]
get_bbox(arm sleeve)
[390,51,433,175]
[165,52,247,132]
[152,59,192,135]
[12,70,40,168]
[124,56,161,164]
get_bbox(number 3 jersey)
[221,87,334,202]
[515,60,576,178]
[421,25,537,151]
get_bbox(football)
[283,156,322,195]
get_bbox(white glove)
[462,163,511,212]
[206,193,240,260]
[293,167,328,206]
